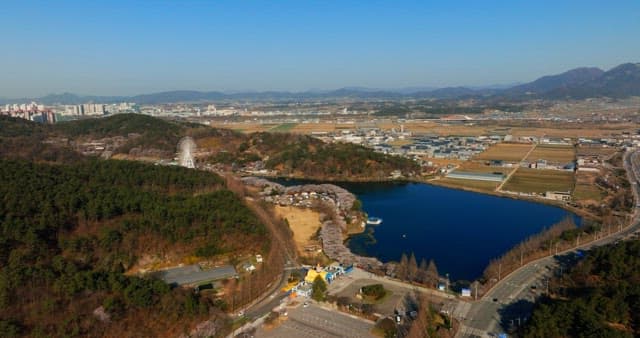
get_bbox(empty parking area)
[256,304,374,338]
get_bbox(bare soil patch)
[274,206,323,256]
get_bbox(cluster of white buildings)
[62,103,105,116]
[1,101,56,124]
[400,135,499,160]
[1,100,139,122]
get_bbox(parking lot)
[255,303,374,338]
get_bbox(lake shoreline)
[265,174,583,281]
[257,173,596,222]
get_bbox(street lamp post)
[473,281,478,301]
[520,249,523,267]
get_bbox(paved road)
[330,267,457,301]
[457,150,640,338]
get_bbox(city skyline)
[2,0,640,98]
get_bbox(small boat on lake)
[366,217,383,225]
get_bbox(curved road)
[457,149,640,338]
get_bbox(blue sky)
[2,0,639,97]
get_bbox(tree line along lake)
[274,179,581,282]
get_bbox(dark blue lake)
[275,179,580,281]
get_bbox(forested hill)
[54,113,188,156]
[1,113,222,160]
[521,240,640,337]
[257,133,419,179]
[1,114,419,179]
[204,132,421,180]
[0,158,267,337]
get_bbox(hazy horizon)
[2,1,639,98]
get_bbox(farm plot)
[502,168,574,194]
[526,145,575,164]
[457,161,512,175]
[270,123,299,132]
[475,143,534,162]
[573,171,605,203]
[437,178,500,192]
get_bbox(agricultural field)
[573,183,605,202]
[210,122,273,133]
[436,177,500,192]
[509,123,637,138]
[525,145,575,164]
[474,143,534,162]
[573,171,605,203]
[576,145,618,157]
[456,161,512,175]
[502,168,574,194]
[290,122,342,133]
[375,121,494,136]
[270,123,298,132]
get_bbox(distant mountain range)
[1,62,639,105]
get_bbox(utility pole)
[520,249,523,266]
[474,281,478,301]
[498,263,502,281]
[546,278,549,294]
[555,242,559,256]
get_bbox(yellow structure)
[281,281,298,293]
[304,269,328,283]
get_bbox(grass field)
[509,124,637,138]
[502,168,574,194]
[270,123,299,132]
[274,206,322,256]
[576,145,618,157]
[573,172,605,202]
[526,145,575,164]
[376,121,493,136]
[436,177,500,192]
[457,161,512,174]
[573,184,605,202]
[475,143,534,162]
[290,122,339,133]
[387,139,414,147]
[209,122,272,133]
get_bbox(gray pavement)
[333,277,410,315]
[329,268,459,317]
[155,264,237,286]
[255,303,375,338]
